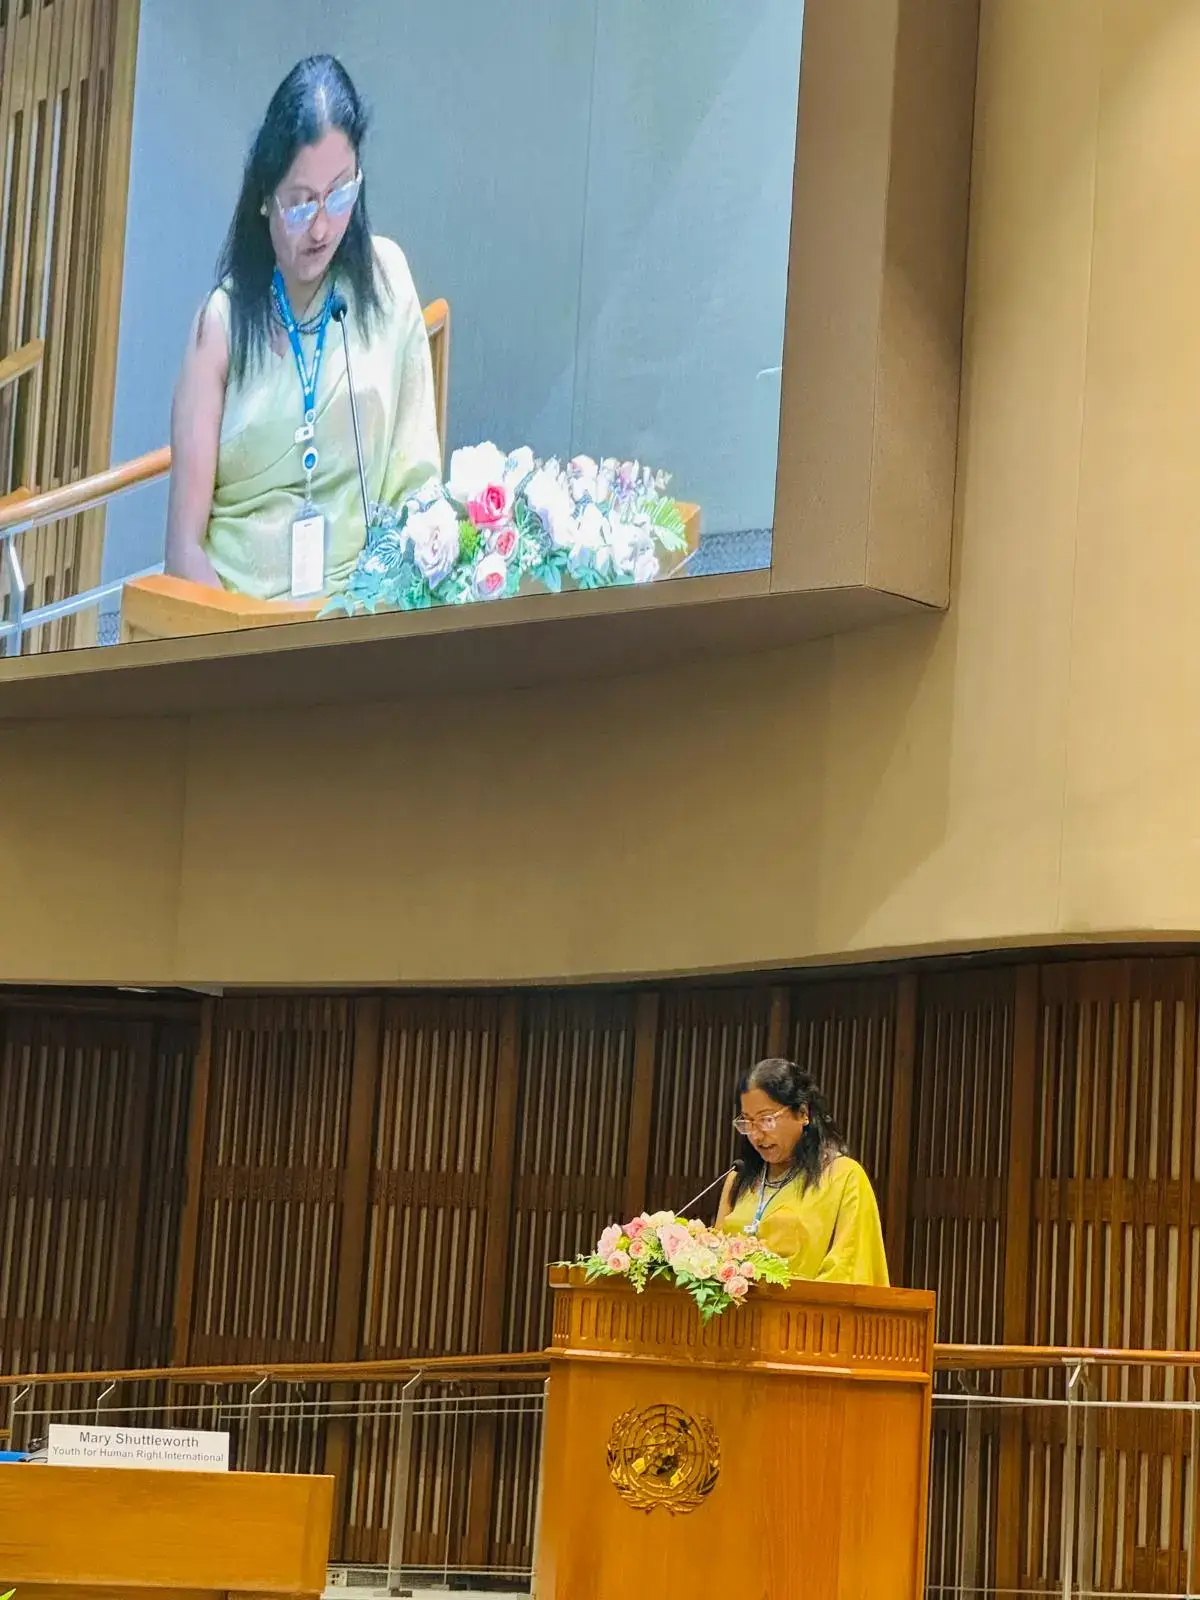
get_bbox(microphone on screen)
[329,292,373,539]
[676,1163,742,1219]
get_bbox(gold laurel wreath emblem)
[606,1403,721,1514]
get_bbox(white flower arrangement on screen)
[322,441,689,617]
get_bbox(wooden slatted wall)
[16,957,1200,1591]
[0,0,138,652]
[0,999,194,1446]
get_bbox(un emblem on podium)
[606,1403,720,1514]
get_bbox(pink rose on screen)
[717,1261,738,1284]
[606,1250,631,1274]
[625,1216,647,1241]
[727,1235,753,1259]
[598,1223,623,1257]
[628,1237,648,1261]
[468,482,512,529]
[489,524,518,560]
[726,1274,750,1300]
[472,552,508,600]
[739,1259,757,1280]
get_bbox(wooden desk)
[0,1465,332,1600]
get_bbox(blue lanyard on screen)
[272,268,334,431]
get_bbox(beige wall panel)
[0,716,185,981]
[1061,0,1200,935]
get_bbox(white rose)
[633,549,659,584]
[410,499,461,588]
[607,512,647,576]
[504,446,536,488]
[448,441,509,506]
[525,465,576,550]
[568,454,599,504]
[573,502,608,550]
[473,551,509,601]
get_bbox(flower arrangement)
[321,442,690,618]
[577,1211,791,1323]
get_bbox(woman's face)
[267,128,359,290]
[739,1087,808,1167]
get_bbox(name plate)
[47,1423,230,1472]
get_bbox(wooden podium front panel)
[537,1274,934,1600]
[0,1465,333,1600]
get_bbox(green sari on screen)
[202,235,440,600]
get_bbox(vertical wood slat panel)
[343,994,505,1569]
[646,986,770,1216]
[0,1000,193,1447]
[0,0,137,651]
[911,968,1015,1600]
[1023,957,1200,1597]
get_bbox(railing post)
[243,1376,270,1473]
[959,1377,981,1598]
[1061,1362,1082,1600]
[1075,1364,1094,1598]
[4,537,25,657]
[387,1372,423,1597]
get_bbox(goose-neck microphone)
[329,292,372,539]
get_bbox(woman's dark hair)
[729,1058,848,1206]
[214,55,385,383]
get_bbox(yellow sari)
[202,235,440,600]
[719,1155,890,1286]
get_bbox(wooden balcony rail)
[0,337,44,395]
[2,1342,1197,1390]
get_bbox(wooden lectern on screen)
[0,1463,333,1600]
[537,1266,935,1600]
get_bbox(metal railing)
[5,1347,1200,1598]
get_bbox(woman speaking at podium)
[716,1057,890,1286]
[165,55,440,600]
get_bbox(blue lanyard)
[748,1169,793,1235]
[272,269,333,426]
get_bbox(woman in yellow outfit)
[716,1057,890,1285]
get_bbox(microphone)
[675,1164,740,1219]
[329,292,372,538]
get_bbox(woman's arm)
[715,1170,738,1227]
[164,300,228,587]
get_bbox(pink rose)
[468,482,511,529]
[657,1222,691,1261]
[473,552,508,600]
[628,1237,648,1260]
[489,524,518,560]
[625,1217,647,1240]
[606,1250,631,1274]
[726,1274,750,1299]
[598,1224,623,1257]
[740,1259,757,1280]
[727,1235,753,1259]
[717,1261,738,1284]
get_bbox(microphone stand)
[330,296,372,539]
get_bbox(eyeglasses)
[732,1109,794,1136]
[274,172,362,236]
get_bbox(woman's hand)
[164,300,229,587]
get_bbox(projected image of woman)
[165,56,439,600]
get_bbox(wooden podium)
[0,1464,333,1600]
[537,1267,935,1600]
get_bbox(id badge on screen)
[290,509,326,599]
